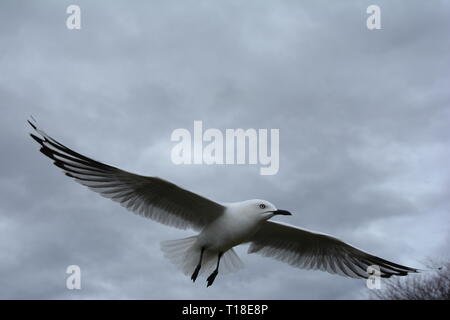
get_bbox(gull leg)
[191,247,205,282]
[206,252,223,287]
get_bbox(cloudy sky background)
[0,0,449,299]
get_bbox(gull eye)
[259,204,266,209]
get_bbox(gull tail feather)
[160,237,244,277]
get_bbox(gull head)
[236,199,292,221]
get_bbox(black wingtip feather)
[40,146,56,160]
[30,133,44,145]
[28,120,37,130]
[54,161,67,171]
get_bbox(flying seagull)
[28,120,418,287]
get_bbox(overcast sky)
[0,0,449,299]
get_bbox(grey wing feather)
[28,120,224,230]
[248,221,418,278]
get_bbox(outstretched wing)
[28,120,224,230]
[249,221,418,278]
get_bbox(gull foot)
[206,270,218,287]
[191,265,201,282]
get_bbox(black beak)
[274,209,292,216]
